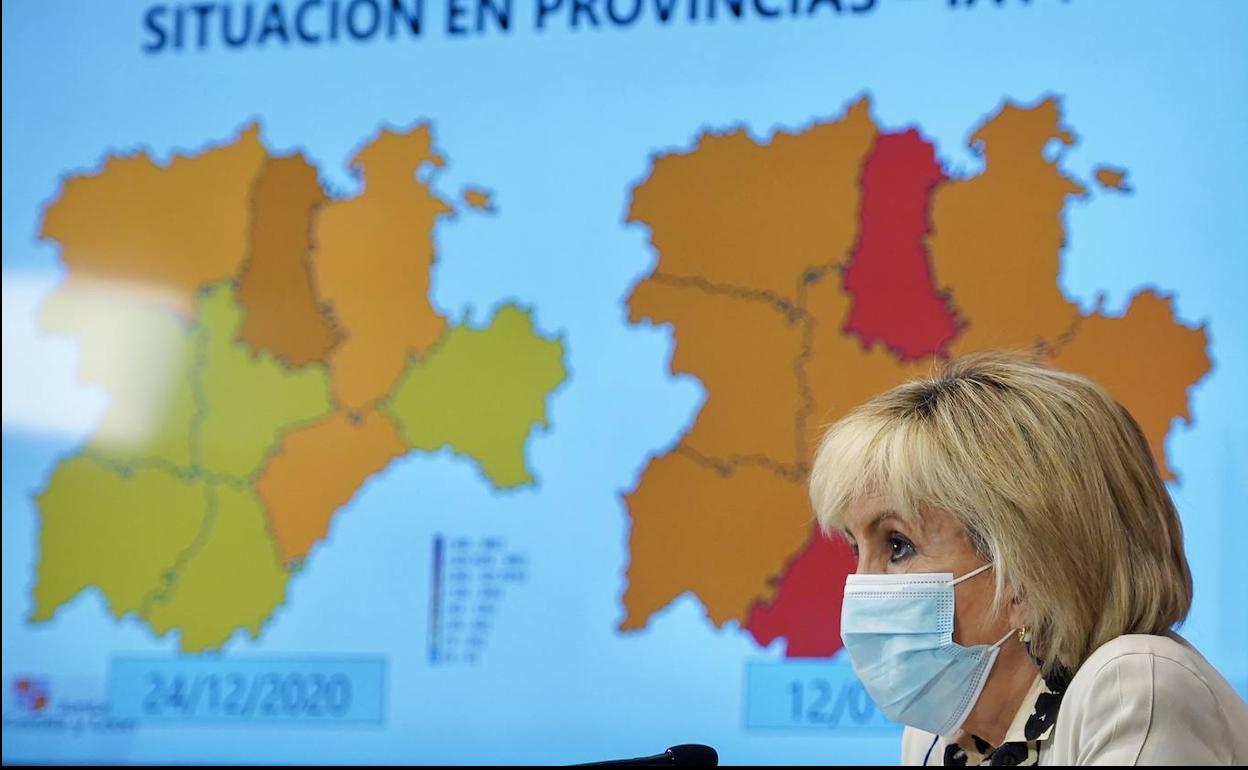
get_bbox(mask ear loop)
[949,562,993,586]
[950,564,1017,650]
[991,628,1017,649]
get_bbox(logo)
[13,677,49,713]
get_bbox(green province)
[385,304,566,488]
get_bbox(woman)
[809,351,1248,765]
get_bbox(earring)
[1018,626,1029,643]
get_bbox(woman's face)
[841,493,1018,647]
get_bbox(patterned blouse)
[938,665,1072,767]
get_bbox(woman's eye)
[888,534,915,563]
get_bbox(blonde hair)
[810,351,1192,674]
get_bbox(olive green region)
[384,304,566,488]
[32,456,207,622]
[32,282,333,650]
[196,283,335,477]
[145,484,290,652]
[40,284,199,472]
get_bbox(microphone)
[571,744,719,766]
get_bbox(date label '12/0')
[745,659,901,732]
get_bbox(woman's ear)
[1006,592,1031,629]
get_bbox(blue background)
[3,0,1246,764]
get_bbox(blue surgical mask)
[840,563,1015,737]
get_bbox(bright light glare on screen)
[2,270,186,447]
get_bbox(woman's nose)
[853,551,887,575]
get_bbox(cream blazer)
[901,634,1248,765]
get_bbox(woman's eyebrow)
[846,510,907,541]
[869,511,905,535]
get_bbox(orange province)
[1094,165,1132,193]
[312,125,454,412]
[235,153,340,366]
[627,97,877,301]
[927,99,1086,354]
[257,411,407,563]
[619,448,813,630]
[40,125,267,321]
[628,276,807,470]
